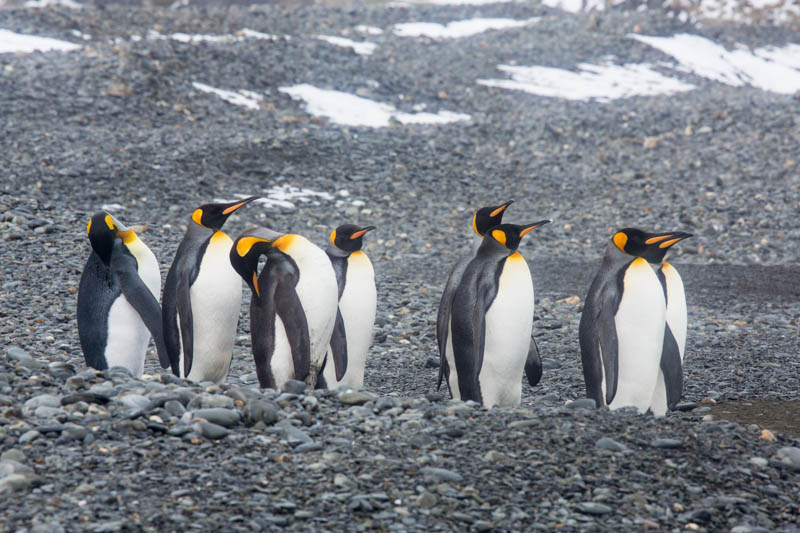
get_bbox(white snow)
[667,0,800,25]
[354,25,384,36]
[315,35,377,56]
[390,0,515,6]
[279,84,469,128]
[23,0,82,7]
[219,186,340,211]
[0,29,81,54]
[478,61,695,102]
[631,33,800,94]
[540,0,626,13]
[148,29,286,44]
[394,17,538,39]
[192,83,263,110]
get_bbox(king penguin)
[77,212,168,376]
[437,201,543,393]
[161,197,258,383]
[579,228,691,414]
[319,224,377,390]
[645,232,693,415]
[444,220,550,408]
[229,227,339,389]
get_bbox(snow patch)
[279,84,469,128]
[192,82,263,110]
[219,187,340,212]
[0,29,81,54]
[354,25,384,36]
[478,61,695,102]
[540,0,625,13]
[23,0,82,7]
[315,35,377,56]
[631,33,800,94]
[394,17,538,39]
[390,0,515,6]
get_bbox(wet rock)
[595,437,627,452]
[244,399,279,426]
[338,390,375,406]
[566,399,596,409]
[191,408,241,427]
[652,438,684,449]
[192,421,230,440]
[420,467,462,483]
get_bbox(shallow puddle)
[711,399,800,438]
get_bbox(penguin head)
[473,200,513,236]
[487,220,551,251]
[87,212,126,265]
[229,235,272,298]
[612,228,693,263]
[191,196,259,231]
[329,224,375,253]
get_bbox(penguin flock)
[77,198,691,416]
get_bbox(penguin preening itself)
[579,228,692,414]
[162,197,258,383]
[77,212,168,376]
[442,220,550,408]
[646,232,693,415]
[437,201,543,393]
[230,227,339,390]
[320,224,377,390]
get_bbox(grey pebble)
[193,421,230,440]
[282,380,307,395]
[244,399,279,426]
[0,473,43,494]
[577,502,613,515]
[595,437,627,452]
[191,408,241,427]
[566,398,597,410]
[420,467,462,483]
[774,447,800,471]
[338,390,375,406]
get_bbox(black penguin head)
[487,220,551,251]
[191,196,259,231]
[87,212,124,265]
[612,228,693,263]
[229,235,273,298]
[473,200,513,237]
[329,224,375,253]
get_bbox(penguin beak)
[222,196,260,215]
[490,200,513,218]
[350,226,376,240]
[645,232,693,249]
[519,219,551,237]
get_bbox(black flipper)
[77,252,117,370]
[161,260,181,375]
[250,269,278,389]
[274,276,311,383]
[328,309,348,381]
[110,244,169,368]
[660,324,684,410]
[524,337,543,387]
[177,275,194,378]
[436,256,469,391]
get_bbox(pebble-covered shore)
[1,0,799,531]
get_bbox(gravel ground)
[1,1,799,531]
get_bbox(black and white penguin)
[645,232,692,415]
[438,202,525,386]
[77,212,167,376]
[319,224,377,390]
[230,227,339,389]
[162,197,258,383]
[579,228,691,414]
[443,220,550,408]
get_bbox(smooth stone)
[0,459,32,476]
[339,390,375,406]
[60,424,89,442]
[334,473,357,489]
[282,380,307,394]
[61,392,110,405]
[415,491,437,508]
[595,437,627,452]
[774,447,800,471]
[420,467,462,483]
[193,393,234,409]
[191,408,241,428]
[244,399,279,426]
[19,430,41,444]
[164,400,186,417]
[193,421,230,440]
[731,526,770,533]
[675,401,698,412]
[483,450,508,462]
[118,394,151,410]
[6,346,33,361]
[34,406,66,418]
[424,356,440,368]
[294,442,323,453]
[566,399,596,409]
[577,502,613,515]
[0,449,25,462]
[748,457,768,467]
[652,438,684,449]
[283,426,312,447]
[226,386,260,403]
[0,473,42,493]
[24,394,62,409]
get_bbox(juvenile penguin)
[319,224,377,390]
[437,201,540,391]
[444,220,550,408]
[77,212,168,376]
[579,228,689,414]
[230,227,339,389]
[162,197,258,383]
[645,232,693,415]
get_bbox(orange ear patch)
[236,236,268,257]
[492,229,507,246]
[192,209,203,226]
[613,232,627,251]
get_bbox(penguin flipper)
[275,282,311,383]
[328,308,348,382]
[524,337,543,387]
[250,274,277,389]
[161,264,182,374]
[436,257,469,391]
[176,276,195,378]
[77,253,116,370]
[660,325,684,410]
[110,248,169,368]
[579,280,620,407]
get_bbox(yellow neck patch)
[613,232,627,252]
[118,230,136,245]
[192,209,203,226]
[104,215,116,231]
[273,234,297,253]
[492,229,507,246]
[508,251,523,260]
[236,236,268,257]
[87,220,92,234]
